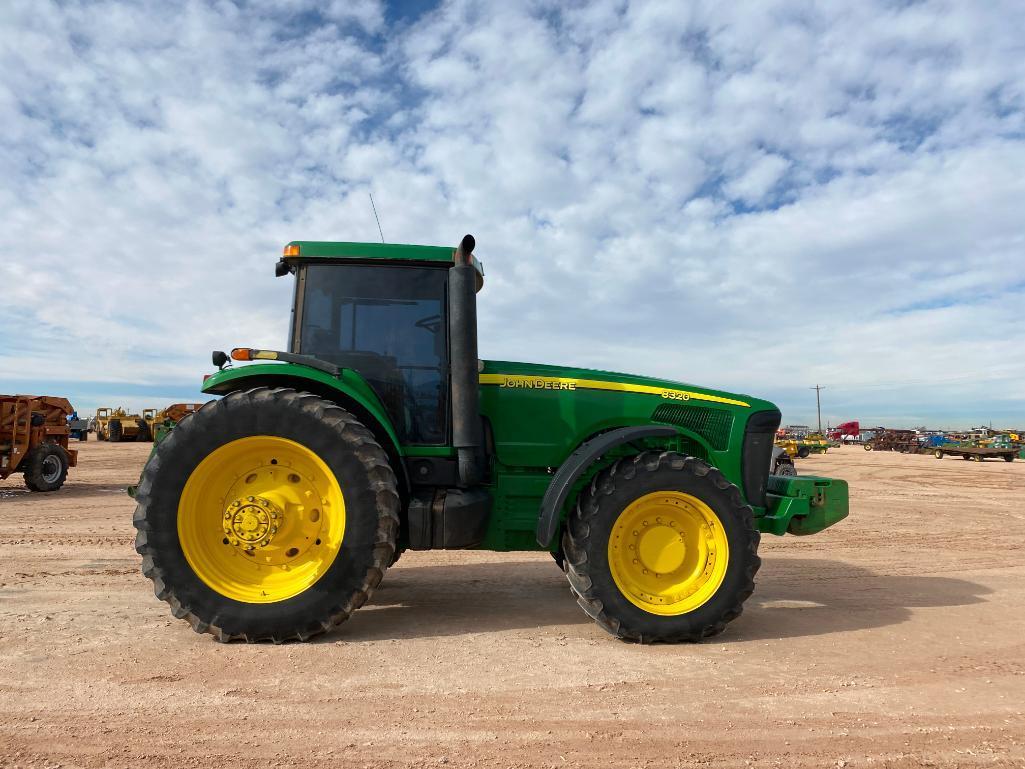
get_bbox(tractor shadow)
[327,555,991,643]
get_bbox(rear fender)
[201,364,408,492]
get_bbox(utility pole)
[810,384,824,434]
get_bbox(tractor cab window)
[297,264,448,444]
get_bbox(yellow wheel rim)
[608,491,729,616]
[177,436,345,603]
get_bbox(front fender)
[536,425,680,548]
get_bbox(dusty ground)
[1,442,1023,768]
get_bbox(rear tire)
[108,420,123,443]
[563,451,759,643]
[135,420,152,442]
[133,387,400,643]
[24,442,70,492]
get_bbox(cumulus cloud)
[1,0,1023,426]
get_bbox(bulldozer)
[133,236,849,644]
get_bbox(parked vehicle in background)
[0,395,78,491]
[828,421,861,444]
[141,403,207,443]
[776,436,829,459]
[67,411,90,441]
[770,446,797,476]
[94,407,149,442]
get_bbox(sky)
[1,0,1023,429]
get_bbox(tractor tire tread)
[23,442,70,492]
[562,451,759,643]
[133,386,399,644]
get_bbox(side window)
[299,264,449,444]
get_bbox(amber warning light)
[283,244,300,257]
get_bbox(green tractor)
[133,236,848,643]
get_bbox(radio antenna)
[369,192,385,243]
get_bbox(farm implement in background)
[931,434,1017,462]
[862,429,919,453]
[0,395,78,492]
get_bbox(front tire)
[133,388,400,643]
[108,420,123,443]
[797,446,811,459]
[775,459,797,477]
[563,452,759,643]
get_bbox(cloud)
[1,0,1023,427]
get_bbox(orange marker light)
[283,244,300,257]
[230,348,253,361]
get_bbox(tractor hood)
[479,360,775,413]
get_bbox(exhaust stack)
[449,234,484,486]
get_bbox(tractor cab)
[274,237,487,485]
[287,255,457,445]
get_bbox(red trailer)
[0,395,79,491]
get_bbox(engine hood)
[480,360,776,413]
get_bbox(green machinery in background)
[133,236,849,644]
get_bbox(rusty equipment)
[863,429,919,453]
[0,395,79,491]
[141,403,207,441]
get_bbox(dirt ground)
[1,442,1024,768]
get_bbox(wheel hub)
[637,524,686,574]
[41,455,62,484]
[223,496,282,551]
[608,491,730,616]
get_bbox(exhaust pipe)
[449,234,484,486]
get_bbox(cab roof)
[284,240,484,287]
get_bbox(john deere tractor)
[133,236,848,643]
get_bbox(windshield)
[297,263,449,444]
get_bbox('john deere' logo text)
[499,377,577,391]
